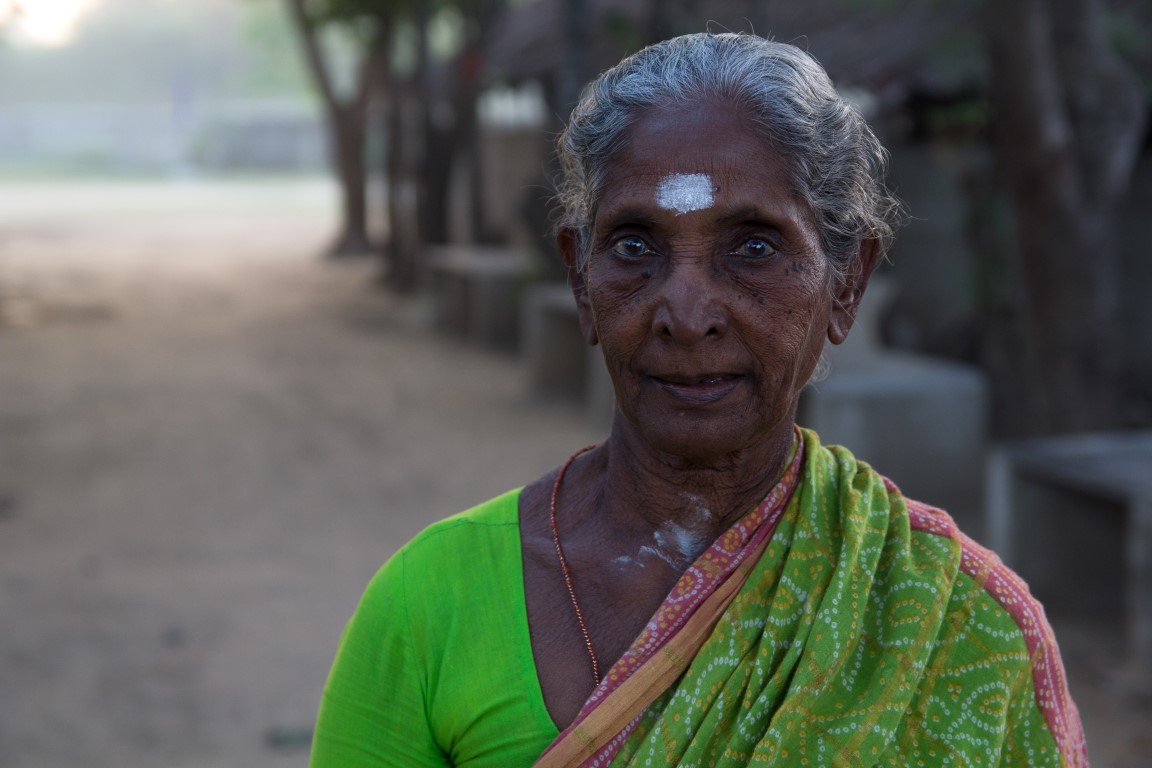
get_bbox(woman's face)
[563,101,869,462]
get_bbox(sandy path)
[0,178,599,767]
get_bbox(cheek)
[738,283,829,369]
[585,263,651,342]
[589,297,648,364]
[736,272,821,321]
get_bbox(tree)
[984,0,1147,433]
[284,0,397,257]
[416,0,504,243]
[284,0,505,283]
[382,0,506,290]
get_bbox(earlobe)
[557,228,599,346]
[827,238,880,345]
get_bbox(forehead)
[595,101,801,216]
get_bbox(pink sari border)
[538,436,806,766]
[900,485,1089,768]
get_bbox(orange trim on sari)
[533,435,804,767]
[534,429,1088,768]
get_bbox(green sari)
[536,429,1087,767]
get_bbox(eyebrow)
[595,203,788,233]
[712,206,774,226]
[596,205,663,229]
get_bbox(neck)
[571,415,796,570]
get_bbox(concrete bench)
[521,283,614,428]
[798,352,989,530]
[427,246,528,353]
[987,431,1152,676]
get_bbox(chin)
[615,407,790,466]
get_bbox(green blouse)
[311,446,1083,767]
[309,489,558,767]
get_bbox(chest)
[520,525,685,729]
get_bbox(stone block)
[987,431,1152,676]
[522,283,614,428]
[428,246,528,353]
[799,352,989,529]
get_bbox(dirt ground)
[0,179,1147,767]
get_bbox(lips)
[648,372,744,406]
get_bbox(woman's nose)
[651,262,729,345]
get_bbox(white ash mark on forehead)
[656,173,714,215]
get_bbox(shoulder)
[801,430,1087,765]
[313,488,536,766]
[903,496,1047,642]
[398,487,523,558]
[364,487,524,604]
[903,496,1088,767]
[902,494,1055,658]
[338,487,527,681]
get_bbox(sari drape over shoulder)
[535,429,1088,768]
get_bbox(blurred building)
[0,0,326,175]
[0,100,326,173]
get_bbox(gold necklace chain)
[549,444,601,687]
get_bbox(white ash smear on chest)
[612,494,716,572]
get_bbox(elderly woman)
[309,33,1087,768]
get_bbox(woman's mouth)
[648,373,744,406]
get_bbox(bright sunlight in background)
[1,0,102,47]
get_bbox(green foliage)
[239,0,315,98]
[307,0,418,25]
[1109,5,1152,94]
[429,6,466,58]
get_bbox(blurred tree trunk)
[285,0,388,257]
[384,20,420,292]
[459,46,489,242]
[984,0,1146,434]
[559,0,588,113]
[418,0,503,247]
[418,94,458,245]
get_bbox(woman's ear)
[827,238,881,345]
[557,228,598,346]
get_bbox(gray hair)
[555,33,902,283]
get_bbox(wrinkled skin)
[520,99,878,729]
[569,102,863,465]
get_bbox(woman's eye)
[733,238,776,259]
[610,236,652,259]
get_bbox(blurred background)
[0,0,1149,765]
